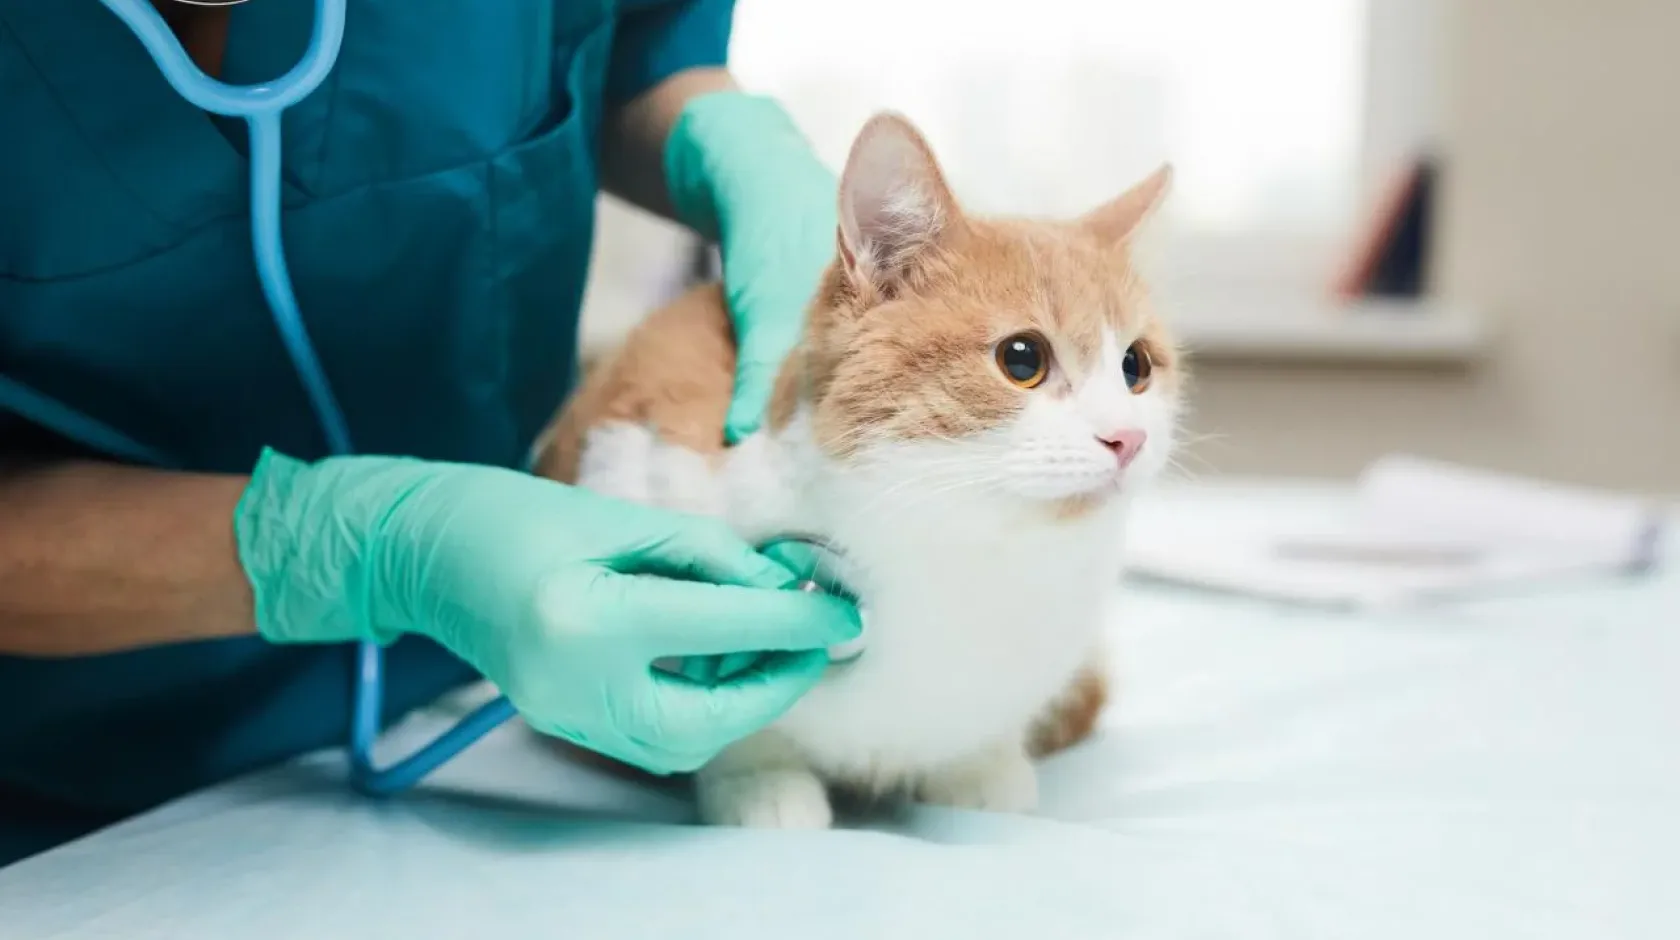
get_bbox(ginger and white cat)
[533,112,1184,828]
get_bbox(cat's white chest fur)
[578,413,1123,798]
[766,530,1111,775]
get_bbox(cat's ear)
[837,112,959,295]
[1081,163,1173,246]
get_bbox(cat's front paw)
[696,767,834,829]
[917,743,1039,814]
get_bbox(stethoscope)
[101,0,851,796]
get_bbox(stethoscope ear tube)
[101,0,510,797]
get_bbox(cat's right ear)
[1081,163,1173,248]
[837,112,959,298]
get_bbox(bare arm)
[598,66,736,221]
[0,460,256,657]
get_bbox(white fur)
[574,422,654,503]
[575,328,1177,825]
[648,440,726,516]
[915,738,1038,813]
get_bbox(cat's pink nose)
[1098,429,1147,469]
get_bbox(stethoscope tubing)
[102,0,854,796]
[100,0,506,796]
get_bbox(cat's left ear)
[1081,163,1173,246]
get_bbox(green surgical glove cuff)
[234,447,423,647]
[663,91,837,244]
[663,91,839,441]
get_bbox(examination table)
[4,479,1675,939]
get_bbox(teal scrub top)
[0,0,734,866]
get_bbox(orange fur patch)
[1027,658,1111,758]
[787,224,1184,459]
[797,159,1182,460]
[533,284,736,484]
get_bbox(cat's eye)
[1123,342,1154,393]
[995,333,1050,389]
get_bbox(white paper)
[1126,455,1669,609]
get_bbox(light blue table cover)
[4,480,1676,939]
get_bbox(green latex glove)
[234,448,861,774]
[674,538,860,685]
[665,91,838,443]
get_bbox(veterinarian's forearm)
[598,66,736,220]
[0,459,256,656]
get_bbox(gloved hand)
[233,448,861,774]
[664,91,838,443]
[673,537,861,685]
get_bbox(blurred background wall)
[1190,0,1680,492]
[578,0,1679,495]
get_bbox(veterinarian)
[0,0,861,866]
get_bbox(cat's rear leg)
[695,731,833,829]
[916,738,1038,814]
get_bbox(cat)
[531,111,1185,828]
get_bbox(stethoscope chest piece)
[793,578,867,665]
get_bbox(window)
[729,0,1459,343]
[582,0,1474,364]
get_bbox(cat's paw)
[696,768,834,829]
[917,744,1039,814]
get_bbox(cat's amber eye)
[1122,341,1154,394]
[995,332,1050,389]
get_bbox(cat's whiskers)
[842,454,1008,516]
[826,467,992,538]
[812,417,1009,461]
[827,469,989,531]
[827,468,1016,553]
[1161,454,1206,483]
